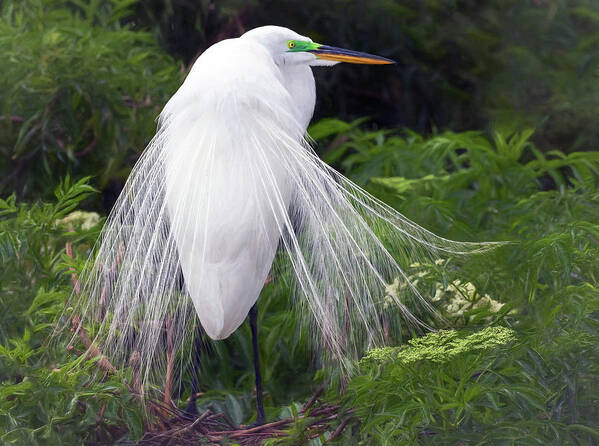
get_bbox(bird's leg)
[249,301,266,426]
[184,324,203,417]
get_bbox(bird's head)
[241,26,395,67]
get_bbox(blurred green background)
[1,0,599,444]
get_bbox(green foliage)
[0,178,144,445]
[348,330,557,444]
[3,120,599,443]
[0,176,97,342]
[361,327,517,366]
[4,123,599,443]
[346,322,599,444]
[313,121,599,240]
[0,0,180,199]
[303,121,599,444]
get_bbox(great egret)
[68,26,494,425]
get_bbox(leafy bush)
[0,176,97,342]
[0,0,180,200]
[0,177,148,445]
[345,323,599,444]
[306,121,599,444]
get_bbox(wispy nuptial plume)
[62,26,500,398]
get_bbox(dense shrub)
[0,0,180,200]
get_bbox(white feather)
[65,26,499,394]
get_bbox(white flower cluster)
[383,277,401,309]
[383,259,508,321]
[56,211,100,230]
[434,279,505,319]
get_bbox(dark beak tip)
[312,45,397,65]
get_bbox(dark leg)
[249,301,266,426]
[184,325,203,417]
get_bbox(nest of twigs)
[138,386,354,445]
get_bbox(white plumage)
[68,26,496,393]
[162,28,318,339]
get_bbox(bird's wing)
[161,39,300,339]
[163,106,293,340]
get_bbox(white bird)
[163,26,395,341]
[68,26,494,424]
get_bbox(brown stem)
[163,316,175,408]
[0,115,25,123]
[216,418,292,435]
[71,315,116,373]
[302,382,327,412]
[97,403,107,424]
[128,351,142,396]
[75,131,97,158]
[328,417,353,441]
[65,236,81,295]
[98,243,124,320]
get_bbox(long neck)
[280,65,316,133]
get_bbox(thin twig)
[75,131,97,158]
[97,403,107,424]
[165,416,204,446]
[98,242,124,320]
[216,418,291,435]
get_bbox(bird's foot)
[247,415,266,429]
[182,398,199,419]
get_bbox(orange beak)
[310,45,395,65]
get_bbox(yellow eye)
[287,41,295,49]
